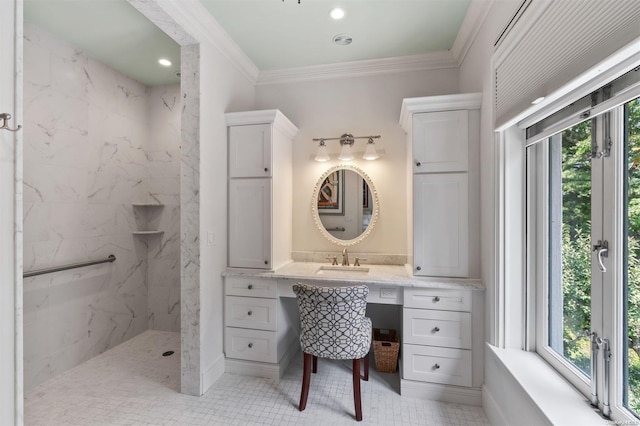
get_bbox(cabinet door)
[229,124,272,178]
[414,173,468,277]
[413,110,468,173]
[229,178,271,268]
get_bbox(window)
[527,68,640,421]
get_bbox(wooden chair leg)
[363,354,369,381]
[352,358,363,421]
[300,352,312,411]
[312,355,318,373]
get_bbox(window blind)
[494,0,640,128]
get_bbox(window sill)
[486,344,606,425]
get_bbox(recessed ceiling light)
[333,34,352,46]
[329,7,345,20]
[532,96,545,105]
[158,58,172,67]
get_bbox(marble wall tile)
[146,84,181,333]
[22,24,153,391]
[180,44,201,397]
[23,24,182,391]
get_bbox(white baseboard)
[201,353,226,395]
[482,384,507,425]
[225,340,300,380]
[400,379,483,406]
[225,358,281,379]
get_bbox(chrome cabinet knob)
[433,327,440,332]
[434,363,440,370]
[433,296,440,302]
[248,284,253,290]
[416,161,422,167]
[248,343,253,348]
[416,266,421,271]
[248,311,252,316]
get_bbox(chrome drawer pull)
[247,311,252,316]
[434,363,440,370]
[433,296,441,302]
[433,327,440,333]
[248,343,253,348]
[248,284,253,290]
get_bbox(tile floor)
[24,330,491,425]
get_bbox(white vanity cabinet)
[223,276,300,378]
[225,110,298,270]
[400,93,481,278]
[401,287,483,404]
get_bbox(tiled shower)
[22,23,181,390]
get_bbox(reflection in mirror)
[312,165,379,246]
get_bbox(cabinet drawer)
[225,327,277,363]
[402,344,471,387]
[225,296,277,331]
[225,277,277,298]
[404,288,471,312]
[403,308,471,349]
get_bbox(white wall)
[255,69,459,256]
[0,0,20,423]
[197,41,255,393]
[459,0,521,348]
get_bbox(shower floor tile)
[24,330,490,425]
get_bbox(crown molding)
[225,109,299,139]
[256,51,458,86]
[399,93,482,133]
[135,0,259,85]
[451,0,495,66]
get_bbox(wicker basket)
[372,328,400,373]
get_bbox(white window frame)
[495,41,640,423]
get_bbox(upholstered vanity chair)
[292,283,372,422]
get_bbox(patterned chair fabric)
[293,283,372,360]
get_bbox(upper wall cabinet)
[412,110,468,173]
[229,124,272,178]
[226,110,298,270]
[400,93,481,278]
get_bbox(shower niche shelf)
[132,231,164,236]
[132,203,165,236]
[132,203,165,208]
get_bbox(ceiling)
[201,0,471,70]
[24,0,472,86]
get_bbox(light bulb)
[314,140,330,162]
[363,139,379,160]
[338,143,354,161]
[329,8,345,20]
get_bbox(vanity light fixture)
[314,139,330,162]
[338,134,355,161]
[158,58,172,67]
[362,137,379,160]
[312,134,381,162]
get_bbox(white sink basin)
[315,265,370,275]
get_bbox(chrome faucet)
[342,248,349,266]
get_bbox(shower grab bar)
[23,254,116,278]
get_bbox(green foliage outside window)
[559,99,640,414]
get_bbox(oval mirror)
[311,164,379,246]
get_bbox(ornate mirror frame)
[311,164,380,247]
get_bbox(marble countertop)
[224,262,484,291]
